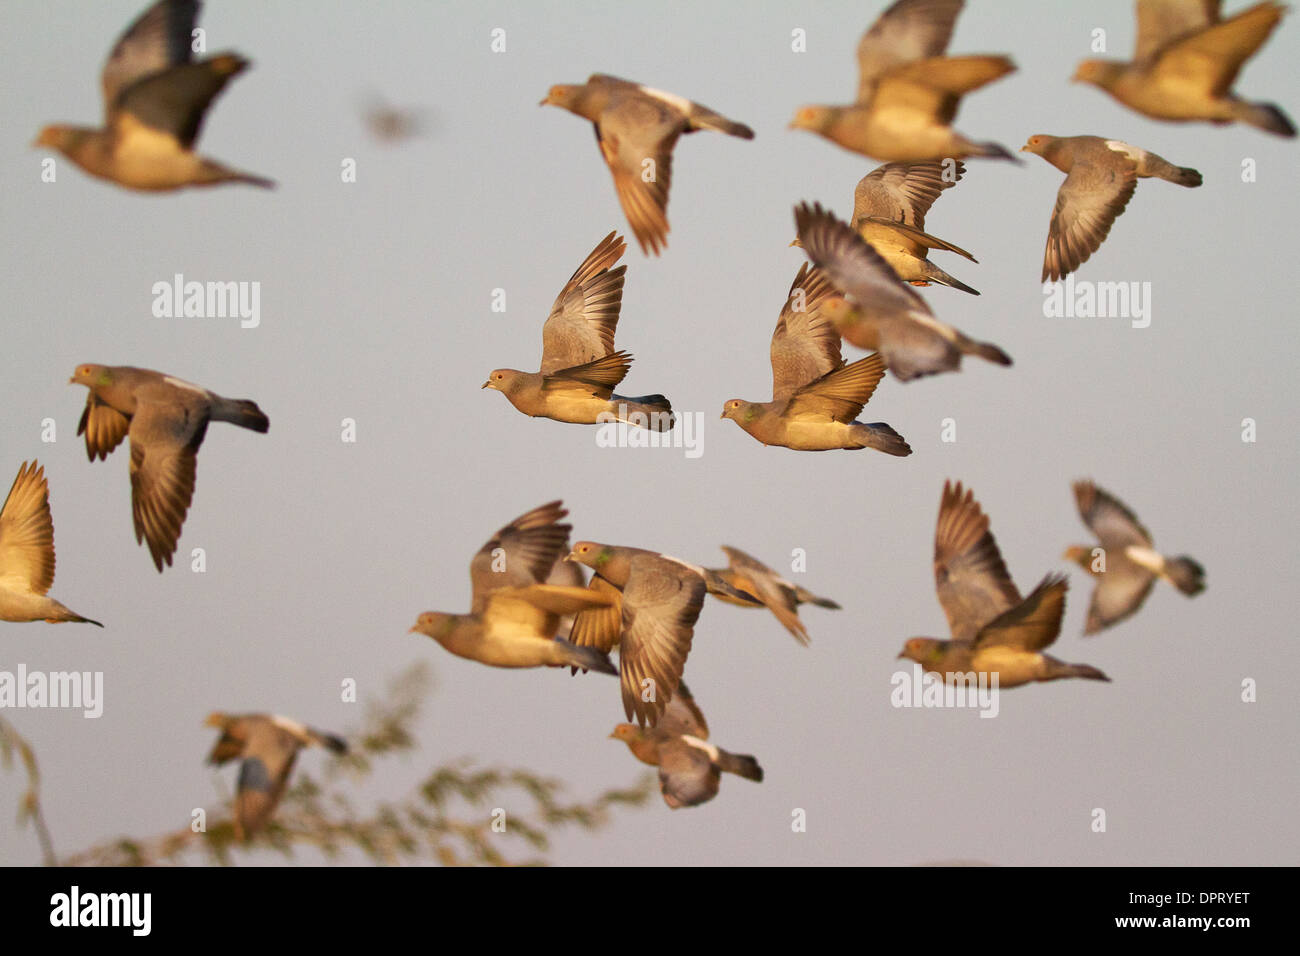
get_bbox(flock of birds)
[5,0,1268,836]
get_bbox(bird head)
[1020,134,1055,157]
[540,84,579,109]
[69,364,112,387]
[609,723,643,744]
[898,637,944,664]
[719,399,754,423]
[1071,60,1122,88]
[32,124,85,154]
[482,368,521,393]
[409,612,455,640]
[567,541,613,571]
[1062,545,1093,569]
[788,105,835,133]
[817,296,855,327]
[204,711,229,729]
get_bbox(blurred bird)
[898,481,1110,687]
[541,74,754,255]
[204,712,346,841]
[722,263,910,454]
[1022,134,1202,282]
[1065,480,1205,634]
[611,682,763,809]
[69,364,269,572]
[790,0,1016,161]
[34,0,273,190]
[0,461,102,627]
[706,545,841,645]
[838,160,980,293]
[362,93,429,143]
[409,502,618,674]
[794,202,1011,381]
[483,232,674,430]
[1073,0,1295,136]
[567,541,754,726]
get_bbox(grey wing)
[540,232,627,375]
[619,556,705,727]
[933,481,1022,640]
[1083,563,1156,635]
[234,723,300,838]
[657,740,721,808]
[1042,160,1137,283]
[853,160,965,230]
[794,203,931,314]
[596,97,683,255]
[856,0,964,101]
[771,263,844,401]
[1073,480,1154,549]
[1135,0,1221,61]
[652,681,709,740]
[973,575,1067,653]
[101,0,198,112]
[114,56,247,148]
[127,392,209,572]
[469,501,571,613]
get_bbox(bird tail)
[969,140,1021,163]
[612,395,675,431]
[1050,662,1111,682]
[227,171,277,189]
[793,586,840,610]
[51,603,103,627]
[210,397,270,433]
[1164,556,1206,596]
[557,641,618,675]
[851,422,912,457]
[955,333,1013,367]
[687,109,755,140]
[716,750,763,782]
[925,265,980,295]
[703,569,759,604]
[311,731,349,754]
[1231,99,1297,137]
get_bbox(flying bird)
[0,461,101,627]
[898,481,1110,687]
[721,263,911,455]
[610,682,762,809]
[204,712,346,841]
[483,232,674,430]
[566,541,754,727]
[705,544,841,646]
[33,0,273,190]
[1073,0,1295,136]
[1022,135,1202,282]
[541,74,754,255]
[789,0,1016,161]
[1064,480,1205,634]
[409,501,619,674]
[845,160,980,294]
[793,202,1011,381]
[69,364,269,572]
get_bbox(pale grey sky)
[1,0,1297,866]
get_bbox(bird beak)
[718,411,726,419]
[563,550,577,563]
[67,376,77,384]
[896,650,907,659]
[481,380,492,389]
[1019,144,1031,152]
[607,731,619,739]
[788,238,802,248]
[538,97,549,107]
[407,625,418,634]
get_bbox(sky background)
[1,0,1297,866]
